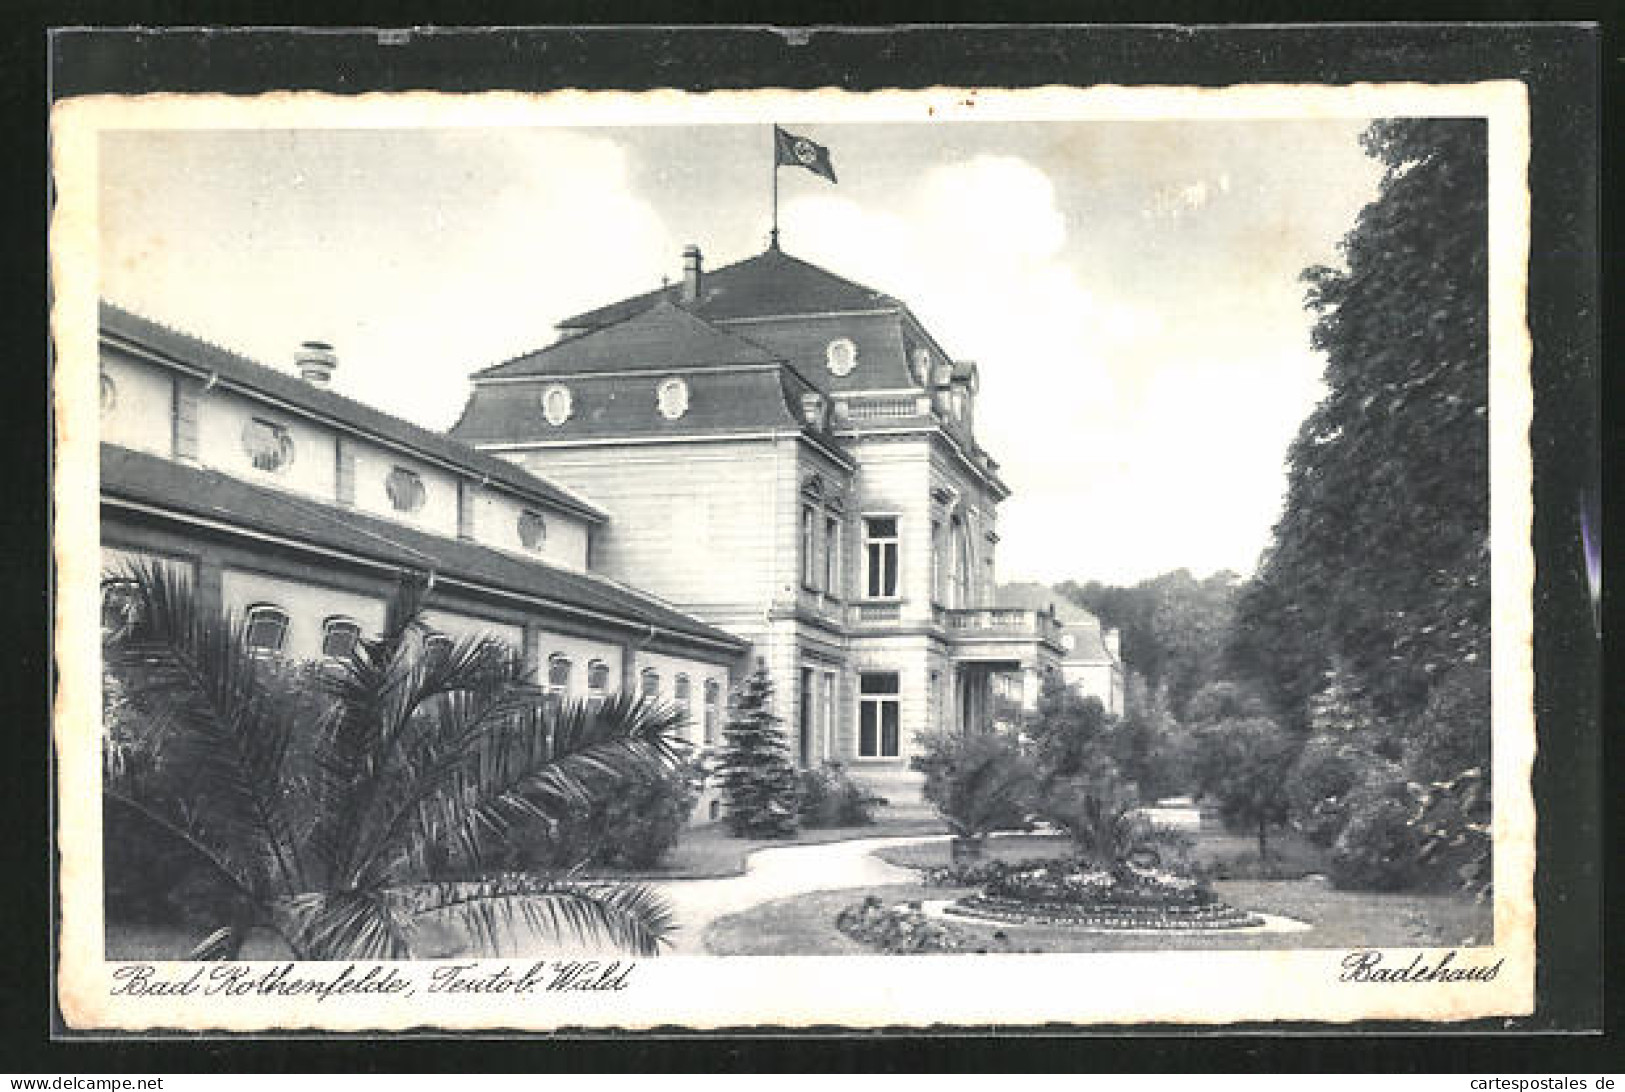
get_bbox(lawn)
[701,879,1493,956]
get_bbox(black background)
[7,7,1613,1073]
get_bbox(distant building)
[994,581,1125,716]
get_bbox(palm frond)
[409,875,676,958]
[279,889,415,961]
[104,561,305,896]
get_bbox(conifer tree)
[714,663,801,838]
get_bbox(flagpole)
[770,126,780,250]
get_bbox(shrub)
[1329,774,1424,891]
[798,762,885,828]
[1410,767,1492,898]
[912,729,1036,842]
[510,750,704,871]
[1404,665,1491,783]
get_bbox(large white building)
[99,241,1124,807]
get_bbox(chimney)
[681,244,703,303]
[295,340,337,386]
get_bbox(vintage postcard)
[52,79,1535,1031]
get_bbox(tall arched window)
[586,659,610,710]
[703,678,722,744]
[949,519,972,609]
[320,616,361,659]
[244,603,290,656]
[673,674,692,728]
[546,654,572,714]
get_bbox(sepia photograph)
[50,62,1548,1031]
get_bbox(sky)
[99,118,1386,586]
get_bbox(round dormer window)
[657,377,690,420]
[826,337,858,377]
[386,466,427,514]
[99,372,117,415]
[541,384,573,426]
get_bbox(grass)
[702,879,1493,956]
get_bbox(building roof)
[102,444,746,652]
[557,245,901,331]
[100,301,607,524]
[474,301,783,380]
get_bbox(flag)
[774,125,838,183]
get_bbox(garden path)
[652,833,946,954]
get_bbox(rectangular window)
[863,517,899,599]
[858,672,901,758]
[801,504,819,589]
[823,516,841,597]
[821,671,836,757]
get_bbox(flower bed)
[835,896,1009,954]
[948,859,1263,931]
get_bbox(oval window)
[826,337,858,377]
[242,418,295,473]
[386,467,427,513]
[518,509,547,550]
[657,377,690,420]
[100,372,117,416]
[541,384,573,426]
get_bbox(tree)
[103,562,682,959]
[1111,673,1192,802]
[1193,716,1300,861]
[1024,676,1113,784]
[1231,118,1489,734]
[713,664,801,838]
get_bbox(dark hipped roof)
[557,246,901,331]
[100,301,606,524]
[102,444,744,652]
[451,364,814,445]
[474,301,781,380]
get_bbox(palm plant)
[103,561,683,960]
[912,729,1036,862]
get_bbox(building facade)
[98,304,748,779]
[451,243,1071,796]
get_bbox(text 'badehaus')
[100,239,1122,813]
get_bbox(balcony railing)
[849,601,902,625]
[943,606,1066,644]
[835,393,933,422]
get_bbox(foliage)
[1230,118,1489,732]
[1110,674,1195,800]
[1040,773,1151,873]
[1192,715,1300,861]
[512,748,705,871]
[1025,675,1114,782]
[1285,734,1401,848]
[1059,568,1242,720]
[1408,767,1492,898]
[102,561,683,959]
[797,762,885,828]
[911,729,1037,841]
[713,664,801,839]
[835,896,999,954]
[1328,773,1425,891]
[1403,664,1491,783]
